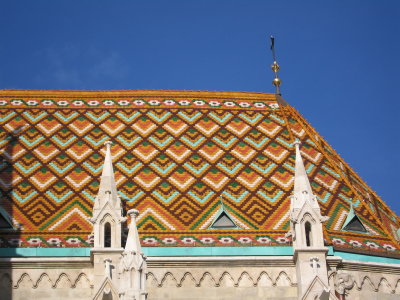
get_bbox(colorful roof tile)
[0,90,399,254]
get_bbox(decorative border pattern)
[141,234,290,246]
[0,98,279,109]
[331,236,397,252]
[0,234,291,248]
[0,235,397,251]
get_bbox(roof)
[0,89,398,254]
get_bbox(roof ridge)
[0,89,277,99]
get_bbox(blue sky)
[1,1,399,215]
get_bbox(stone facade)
[1,255,400,300]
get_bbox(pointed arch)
[377,277,393,293]
[14,273,34,289]
[274,271,293,287]
[104,222,111,247]
[35,273,52,289]
[160,272,178,287]
[256,271,273,287]
[73,273,92,289]
[360,276,377,292]
[146,272,160,288]
[179,272,196,287]
[237,272,255,287]
[198,272,217,287]
[54,273,73,288]
[305,221,312,247]
[218,272,235,287]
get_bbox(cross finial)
[270,35,282,95]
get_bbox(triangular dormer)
[90,141,125,249]
[0,207,14,229]
[341,204,368,233]
[209,198,240,230]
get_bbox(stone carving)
[310,257,320,274]
[334,272,354,295]
[147,270,294,288]
[0,271,93,289]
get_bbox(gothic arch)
[256,271,273,287]
[54,273,73,288]
[198,272,217,287]
[218,272,235,287]
[160,272,178,287]
[179,272,196,287]
[237,272,255,287]
[73,273,92,289]
[35,273,53,289]
[274,271,293,287]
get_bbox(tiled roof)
[0,90,398,254]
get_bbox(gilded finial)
[270,36,282,95]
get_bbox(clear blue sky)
[1,1,399,215]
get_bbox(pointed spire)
[293,140,313,196]
[101,141,114,178]
[97,141,119,207]
[124,209,142,253]
[119,208,147,300]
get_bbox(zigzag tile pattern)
[0,90,398,252]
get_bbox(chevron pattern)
[0,90,398,252]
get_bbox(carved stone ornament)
[320,215,330,223]
[334,272,354,295]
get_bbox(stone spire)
[124,209,142,254]
[289,141,330,299]
[289,140,327,238]
[91,141,124,249]
[119,209,147,300]
[90,141,126,297]
[95,141,121,210]
[293,140,313,197]
[291,140,320,211]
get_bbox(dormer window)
[212,212,237,229]
[341,204,368,233]
[0,208,14,230]
[209,198,240,230]
[343,216,367,233]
